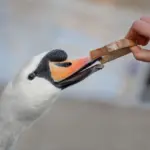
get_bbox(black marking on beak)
[47,49,68,62]
[55,62,72,67]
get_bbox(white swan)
[0,49,103,150]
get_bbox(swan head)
[12,49,103,100]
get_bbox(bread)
[90,39,136,64]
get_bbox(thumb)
[131,46,150,62]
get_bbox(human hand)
[126,16,150,62]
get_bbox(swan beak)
[49,57,91,82]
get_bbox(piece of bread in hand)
[90,39,136,64]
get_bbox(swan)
[0,49,103,150]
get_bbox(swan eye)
[28,72,37,80]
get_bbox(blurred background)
[1,0,150,150]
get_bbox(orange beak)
[49,57,91,82]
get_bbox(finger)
[136,34,149,46]
[125,29,149,46]
[131,46,150,62]
[131,20,150,38]
[140,16,150,24]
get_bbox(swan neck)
[0,118,24,150]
